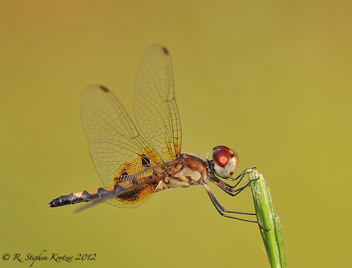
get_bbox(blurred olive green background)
[1,1,351,267]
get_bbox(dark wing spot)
[121,168,129,176]
[153,169,159,176]
[141,154,151,167]
[99,85,109,93]
[162,47,169,55]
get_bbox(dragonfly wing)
[103,180,159,209]
[81,85,164,207]
[77,178,161,211]
[134,45,182,161]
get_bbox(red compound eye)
[213,145,230,152]
[213,147,231,167]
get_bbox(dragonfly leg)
[203,183,269,230]
[210,175,259,197]
[203,183,257,221]
[227,167,256,181]
[218,167,257,191]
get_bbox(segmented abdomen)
[48,184,122,207]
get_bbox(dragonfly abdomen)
[48,184,120,208]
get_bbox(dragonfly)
[48,45,258,225]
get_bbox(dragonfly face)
[48,45,258,225]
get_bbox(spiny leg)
[203,183,257,220]
[216,167,257,191]
[210,172,260,197]
[204,183,269,230]
[228,167,256,182]
[210,176,253,197]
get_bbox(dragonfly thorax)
[153,154,207,192]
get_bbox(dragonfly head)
[212,145,238,178]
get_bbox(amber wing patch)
[106,181,159,209]
[102,147,164,208]
[113,146,163,183]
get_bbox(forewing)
[134,45,182,161]
[81,85,164,190]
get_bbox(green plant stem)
[248,169,286,268]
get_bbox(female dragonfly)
[48,45,258,225]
